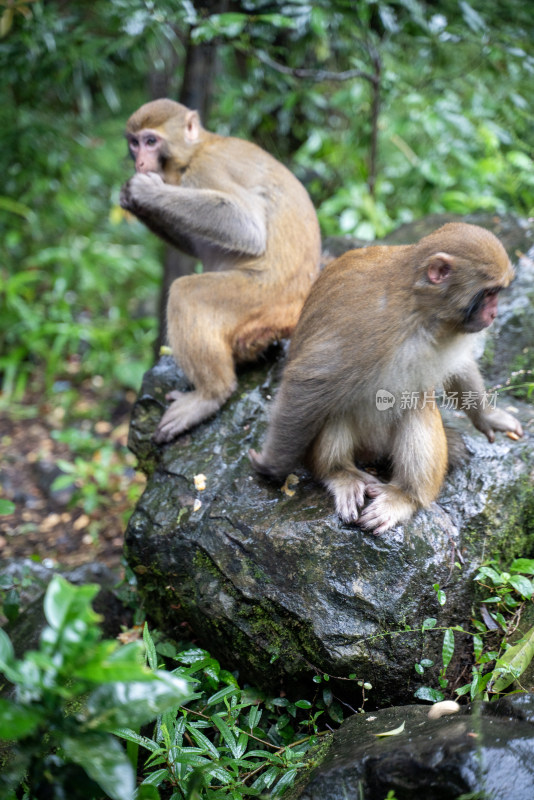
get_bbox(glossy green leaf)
[414,686,444,703]
[509,559,534,575]
[508,575,534,599]
[272,767,298,795]
[62,732,135,800]
[492,625,534,693]
[86,672,192,729]
[43,575,99,632]
[0,499,15,515]
[442,629,455,671]
[0,698,43,740]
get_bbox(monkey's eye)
[145,135,158,146]
[129,136,139,149]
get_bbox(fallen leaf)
[375,721,405,737]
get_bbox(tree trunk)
[153,2,228,355]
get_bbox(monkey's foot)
[153,391,221,443]
[249,449,272,477]
[325,470,379,523]
[358,484,417,535]
[476,408,524,443]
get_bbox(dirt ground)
[0,393,145,571]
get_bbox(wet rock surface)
[125,214,534,705]
[291,694,534,800]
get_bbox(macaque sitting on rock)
[250,223,523,533]
[120,99,321,442]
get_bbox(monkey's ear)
[184,111,201,144]
[427,252,453,285]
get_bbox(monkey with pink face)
[250,223,523,534]
[120,99,321,443]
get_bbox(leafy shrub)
[0,576,192,800]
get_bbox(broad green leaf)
[74,641,148,682]
[247,705,262,730]
[112,727,161,753]
[0,628,15,667]
[43,576,99,631]
[422,618,437,631]
[509,559,534,575]
[492,625,534,693]
[272,768,298,796]
[143,624,158,671]
[50,474,76,491]
[138,768,169,787]
[135,784,161,799]
[470,670,492,699]
[212,713,238,756]
[460,1,487,33]
[62,733,135,800]
[442,629,455,671]
[475,567,503,585]
[206,685,239,706]
[86,672,192,729]
[508,575,534,599]
[177,647,210,665]
[186,723,220,759]
[0,698,43,740]
[251,765,280,790]
[0,499,15,515]
[236,730,249,757]
[414,687,444,702]
[170,751,211,767]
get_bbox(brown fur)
[250,223,522,534]
[120,99,321,442]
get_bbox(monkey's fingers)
[154,391,221,444]
[359,485,416,534]
[482,409,523,441]
[165,390,182,402]
[327,478,367,523]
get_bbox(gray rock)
[291,696,534,800]
[125,214,534,705]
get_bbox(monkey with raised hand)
[250,223,523,534]
[120,99,321,442]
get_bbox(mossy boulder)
[125,214,534,706]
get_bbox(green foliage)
[51,426,143,515]
[0,576,192,800]
[1,0,533,405]
[115,631,331,798]
[0,564,43,626]
[0,111,161,400]
[414,558,534,703]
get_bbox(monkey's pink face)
[127,129,164,174]
[463,286,501,332]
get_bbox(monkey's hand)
[359,484,417,535]
[120,172,165,212]
[473,408,523,443]
[324,470,381,524]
